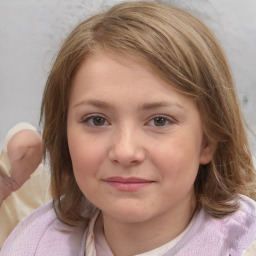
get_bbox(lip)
[103,176,154,191]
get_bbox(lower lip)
[105,181,153,191]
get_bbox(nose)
[108,126,145,167]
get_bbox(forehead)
[72,52,163,93]
[72,50,174,92]
[69,51,197,113]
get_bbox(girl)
[2,1,256,255]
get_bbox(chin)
[104,204,153,223]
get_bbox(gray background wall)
[0,0,255,162]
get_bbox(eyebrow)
[140,101,183,110]
[74,99,112,109]
[73,99,183,110]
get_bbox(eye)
[147,116,172,127]
[82,115,109,126]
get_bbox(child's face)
[67,51,213,224]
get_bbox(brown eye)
[92,116,106,126]
[83,115,109,126]
[147,116,172,127]
[153,117,168,126]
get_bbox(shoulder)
[1,201,88,256]
[1,202,56,255]
[227,195,256,236]
[216,195,256,255]
[224,195,256,252]
[203,195,256,248]
[169,195,256,256]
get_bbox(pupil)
[154,117,166,126]
[93,117,105,126]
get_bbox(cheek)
[70,145,95,172]
[69,144,99,197]
[68,136,107,179]
[151,136,202,180]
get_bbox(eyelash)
[82,114,174,128]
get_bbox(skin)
[7,130,42,191]
[0,129,42,204]
[67,51,214,255]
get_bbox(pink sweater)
[1,195,256,256]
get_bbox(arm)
[0,174,12,205]
[7,129,42,191]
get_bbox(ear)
[199,136,216,165]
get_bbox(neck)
[102,194,197,256]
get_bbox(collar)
[85,208,101,256]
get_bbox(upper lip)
[104,177,153,183]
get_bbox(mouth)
[103,177,154,191]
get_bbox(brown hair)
[40,1,256,225]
